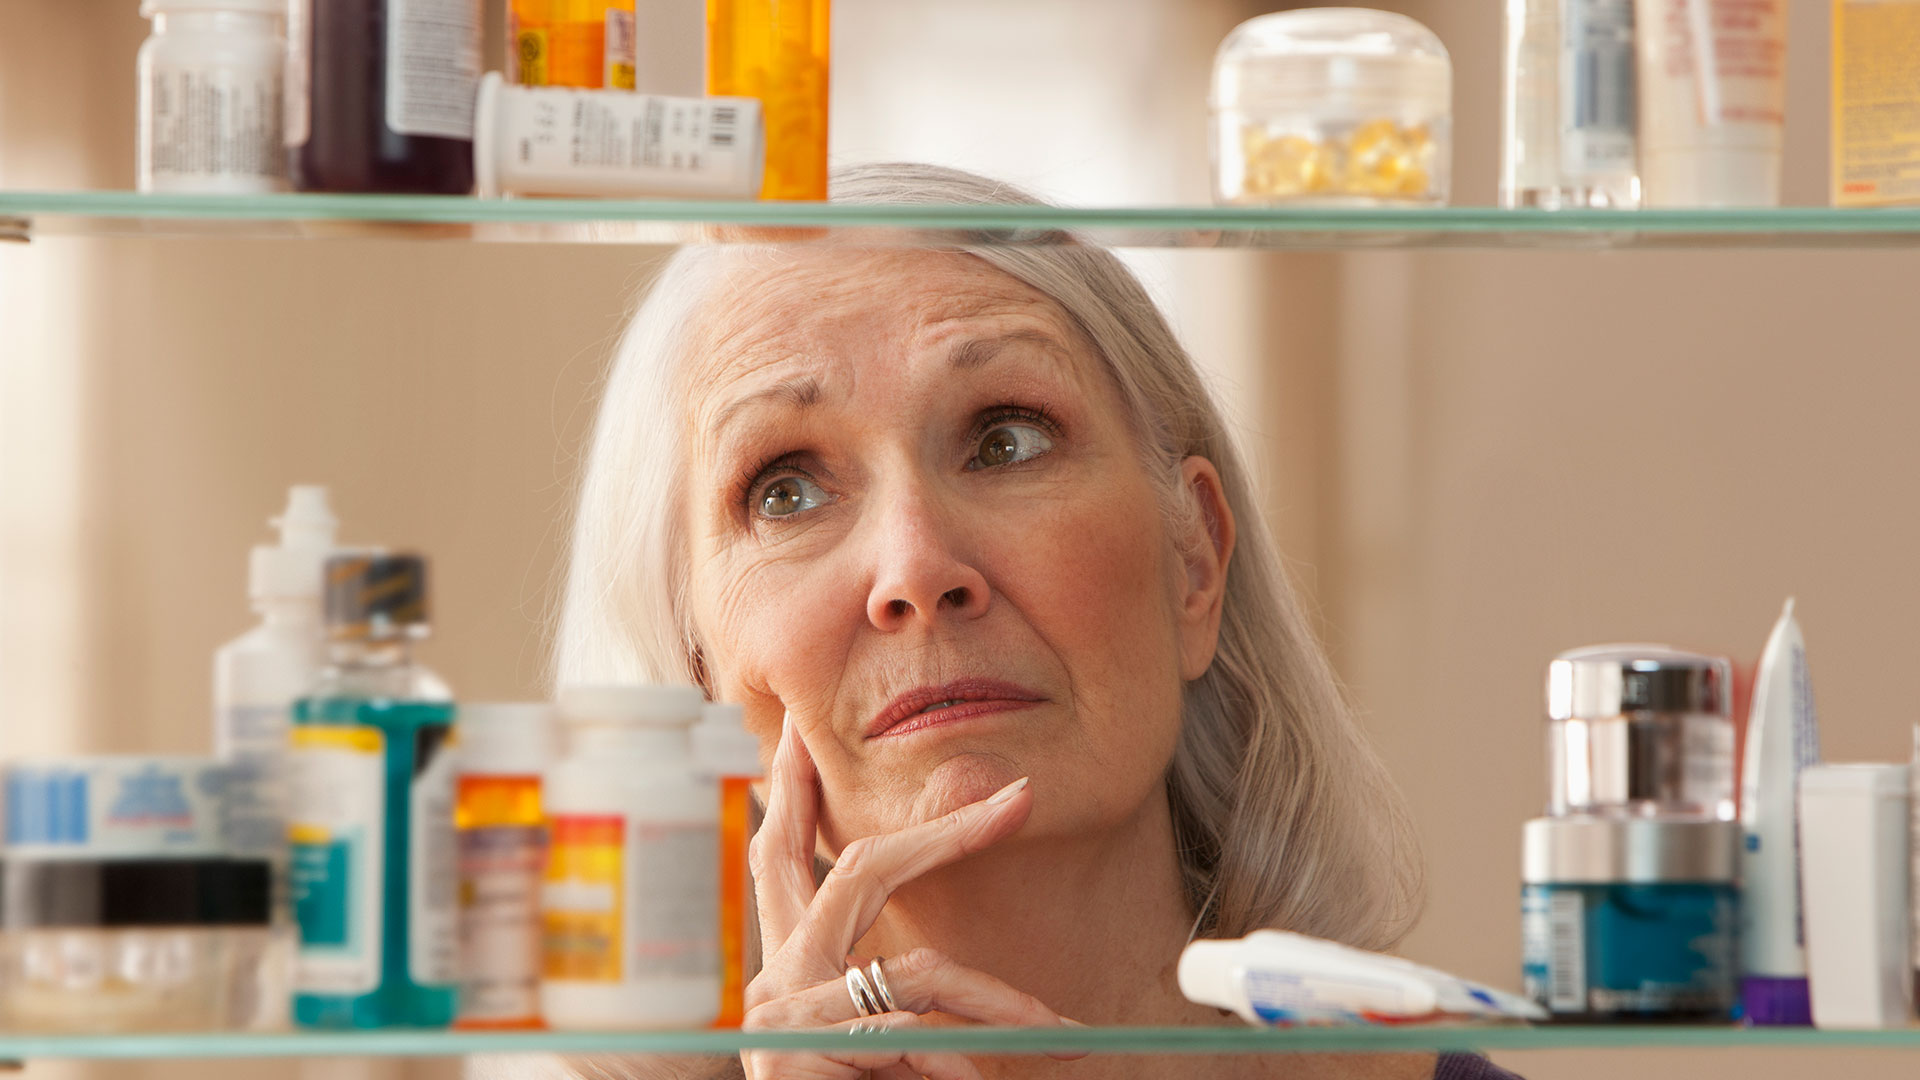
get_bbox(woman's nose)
[863,487,991,632]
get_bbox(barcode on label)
[1572,44,1634,132]
[710,105,737,148]
[1560,0,1636,173]
[1548,890,1586,1012]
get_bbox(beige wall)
[6,2,1919,1080]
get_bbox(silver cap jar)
[1546,644,1734,820]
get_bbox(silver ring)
[848,1020,880,1036]
[845,964,882,1017]
[866,957,899,1014]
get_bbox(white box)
[1800,763,1914,1029]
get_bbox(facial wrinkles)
[684,251,1142,754]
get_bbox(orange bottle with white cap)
[693,703,764,1028]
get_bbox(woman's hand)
[740,713,1080,1080]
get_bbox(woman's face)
[683,247,1227,850]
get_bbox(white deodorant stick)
[474,73,764,200]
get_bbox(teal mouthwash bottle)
[289,552,459,1028]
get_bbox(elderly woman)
[550,164,1516,1080]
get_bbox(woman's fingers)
[793,777,1032,962]
[745,1013,986,1080]
[759,948,1072,1030]
[750,711,819,949]
[827,1013,986,1080]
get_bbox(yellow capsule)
[1242,128,1334,197]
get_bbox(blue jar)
[1521,816,1740,1022]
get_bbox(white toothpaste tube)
[1740,598,1821,1025]
[1178,930,1546,1025]
[474,72,764,200]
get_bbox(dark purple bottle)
[288,0,480,194]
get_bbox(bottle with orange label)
[454,703,552,1029]
[508,0,637,89]
[540,684,719,1029]
[691,703,763,1028]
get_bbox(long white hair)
[556,163,1423,948]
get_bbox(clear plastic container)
[0,858,274,1032]
[1210,8,1452,207]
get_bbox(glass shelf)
[7,191,1920,249]
[2,1025,1920,1061]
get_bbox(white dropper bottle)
[214,485,339,862]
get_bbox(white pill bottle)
[541,685,720,1029]
[137,0,287,193]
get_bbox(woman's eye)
[971,424,1054,470]
[756,474,829,519]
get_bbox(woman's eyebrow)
[947,328,1070,371]
[710,376,823,443]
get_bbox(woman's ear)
[1176,456,1236,681]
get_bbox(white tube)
[1631,0,1785,206]
[473,73,764,200]
[1177,930,1545,1025]
[1739,598,1820,1024]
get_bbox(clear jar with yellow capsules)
[1210,8,1451,207]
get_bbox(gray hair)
[557,163,1423,949]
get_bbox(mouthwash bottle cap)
[692,702,764,778]
[457,703,554,777]
[558,684,705,728]
[324,551,429,641]
[248,485,338,602]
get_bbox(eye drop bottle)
[289,552,458,1029]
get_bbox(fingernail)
[986,776,1029,806]
[1060,1018,1087,1027]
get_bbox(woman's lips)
[867,679,1046,740]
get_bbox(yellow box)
[1833,0,1920,206]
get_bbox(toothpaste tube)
[1740,598,1820,1024]
[1178,930,1546,1025]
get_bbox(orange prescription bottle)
[706,0,830,200]
[508,0,638,88]
[692,703,764,1028]
[454,704,554,1029]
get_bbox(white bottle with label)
[214,486,338,869]
[541,684,720,1030]
[137,0,289,193]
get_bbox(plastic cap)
[1212,8,1450,112]
[1547,644,1730,719]
[1798,763,1909,797]
[324,551,429,640]
[142,0,288,15]
[1175,938,1243,1012]
[692,703,764,777]
[248,485,338,601]
[458,703,554,776]
[558,684,706,727]
[1641,146,1782,208]
[1743,976,1813,1026]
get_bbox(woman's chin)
[911,751,1025,822]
